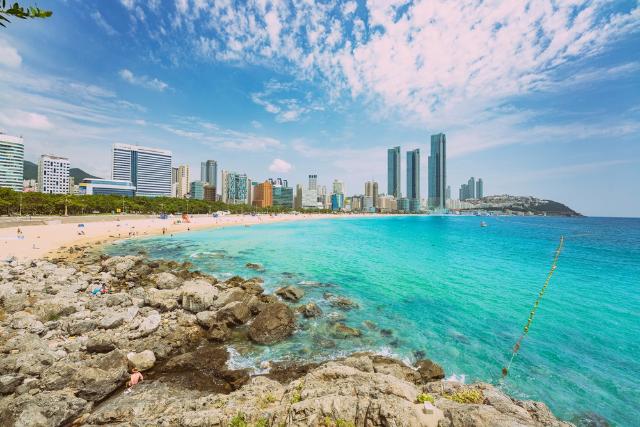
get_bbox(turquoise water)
[108,216,640,426]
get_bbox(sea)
[107,215,640,426]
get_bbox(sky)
[0,0,639,217]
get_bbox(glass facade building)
[272,185,294,208]
[0,134,24,192]
[406,149,420,211]
[221,170,249,204]
[331,193,344,210]
[428,133,447,210]
[387,146,401,198]
[112,144,172,197]
[200,160,217,188]
[190,181,205,200]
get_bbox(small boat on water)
[480,221,488,227]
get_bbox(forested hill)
[23,160,99,182]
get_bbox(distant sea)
[107,215,640,426]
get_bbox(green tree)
[0,1,52,27]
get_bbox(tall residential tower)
[387,146,401,198]
[200,160,217,189]
[0,133,24,192]
[428,133,447,210]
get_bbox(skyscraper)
[476,178,484,199]
[446,185,451,201]
[308,174,317,191]
[428,133,447,210]
[112,144,172,197]
[220,170,249,204]
[0,133,24,192]
[387,146,401,198]
[253,180,273,208]
[365,181,379,207]
[176,165,190,198]
[38,154,70,194]
[332,179,344,195]
[468,177,476,199]
[200,160,217,188]
[406,149,420,206]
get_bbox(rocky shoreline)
[0,243,573,426]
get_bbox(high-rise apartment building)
[252,180,273,208]
[308,174,317,191]
[406,149,420,211]
[176,165,191,198]
[332,179,344,195]
[200,160,217,188]
[38,154,70,194]
[387,146,401,198]
[112,144,172,197]
[467,177,476,199]
[0,133,24,192]
[428,133,447,210]
[272,185,294,208]
[221,170,249,204]
[476,178,484,199]
[365,181,379,207]
[446,185,451,201]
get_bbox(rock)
[248,302,295,344]
[99,312,124,329]
[86,337,115,353]
[275,285,305,302]
[137,311,161,336]
[326,294,359,310]
[245,262,263,270]
[195,310,218,329]
[33,299,77,321]
[0,374,24,395]
[239,277,264,295]
[105,292,132,307]
[152,272,182,289]
[207,322,231,342]
[145,288,180,312]
[217,301,251,326]
[181,280,219,313]
[371,355,421,384]
[103,256,138,278]
[214,288,247,308]
[67,319,97,336]
[298,302,322,318]
[331,323,362,338]
[127,350,156,371]
[0,390,87,427]
[416,359,445,382]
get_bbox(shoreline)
[0,213,361,261]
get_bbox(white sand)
[0,213,338,261]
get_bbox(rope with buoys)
[501,236,564,379]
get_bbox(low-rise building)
[79,178,136,196]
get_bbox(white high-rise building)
[176,164,190,198]
[38,154,70,194]
[0,133,24,192]
[332,179,344,195]
[111,144,172,197]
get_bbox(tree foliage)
[0,1,52,27]
[0,188,332,216]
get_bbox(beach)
[0,213,338,261]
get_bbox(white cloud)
[91,11,117,36]
[119,68,169,91]
[268,158,293,173]
[0,40,22,68]
[120,0,135,10]
[0,110,53,130]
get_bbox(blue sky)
[0,0,639,216]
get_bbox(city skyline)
[0,1,639,216]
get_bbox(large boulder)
[137,311,161,336]
[127,350,156,371]
[214,288,247,308]
[99,311,124,329]
[181,280,219,313]
[416,359,445,383]
[248,302,295,344]
[152,272,182,290]
[0,390,87,427]
[145,288,180,312]
[217,301,251,326]
[275,286,304,302]
[195,310,218,329]
[298,302,322,318]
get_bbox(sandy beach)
[0,213,337,261]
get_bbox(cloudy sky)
[0,0,639,216]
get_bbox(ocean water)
[107,216,640,426]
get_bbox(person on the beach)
[127,368,143,387]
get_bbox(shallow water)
[107,215,640,426]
